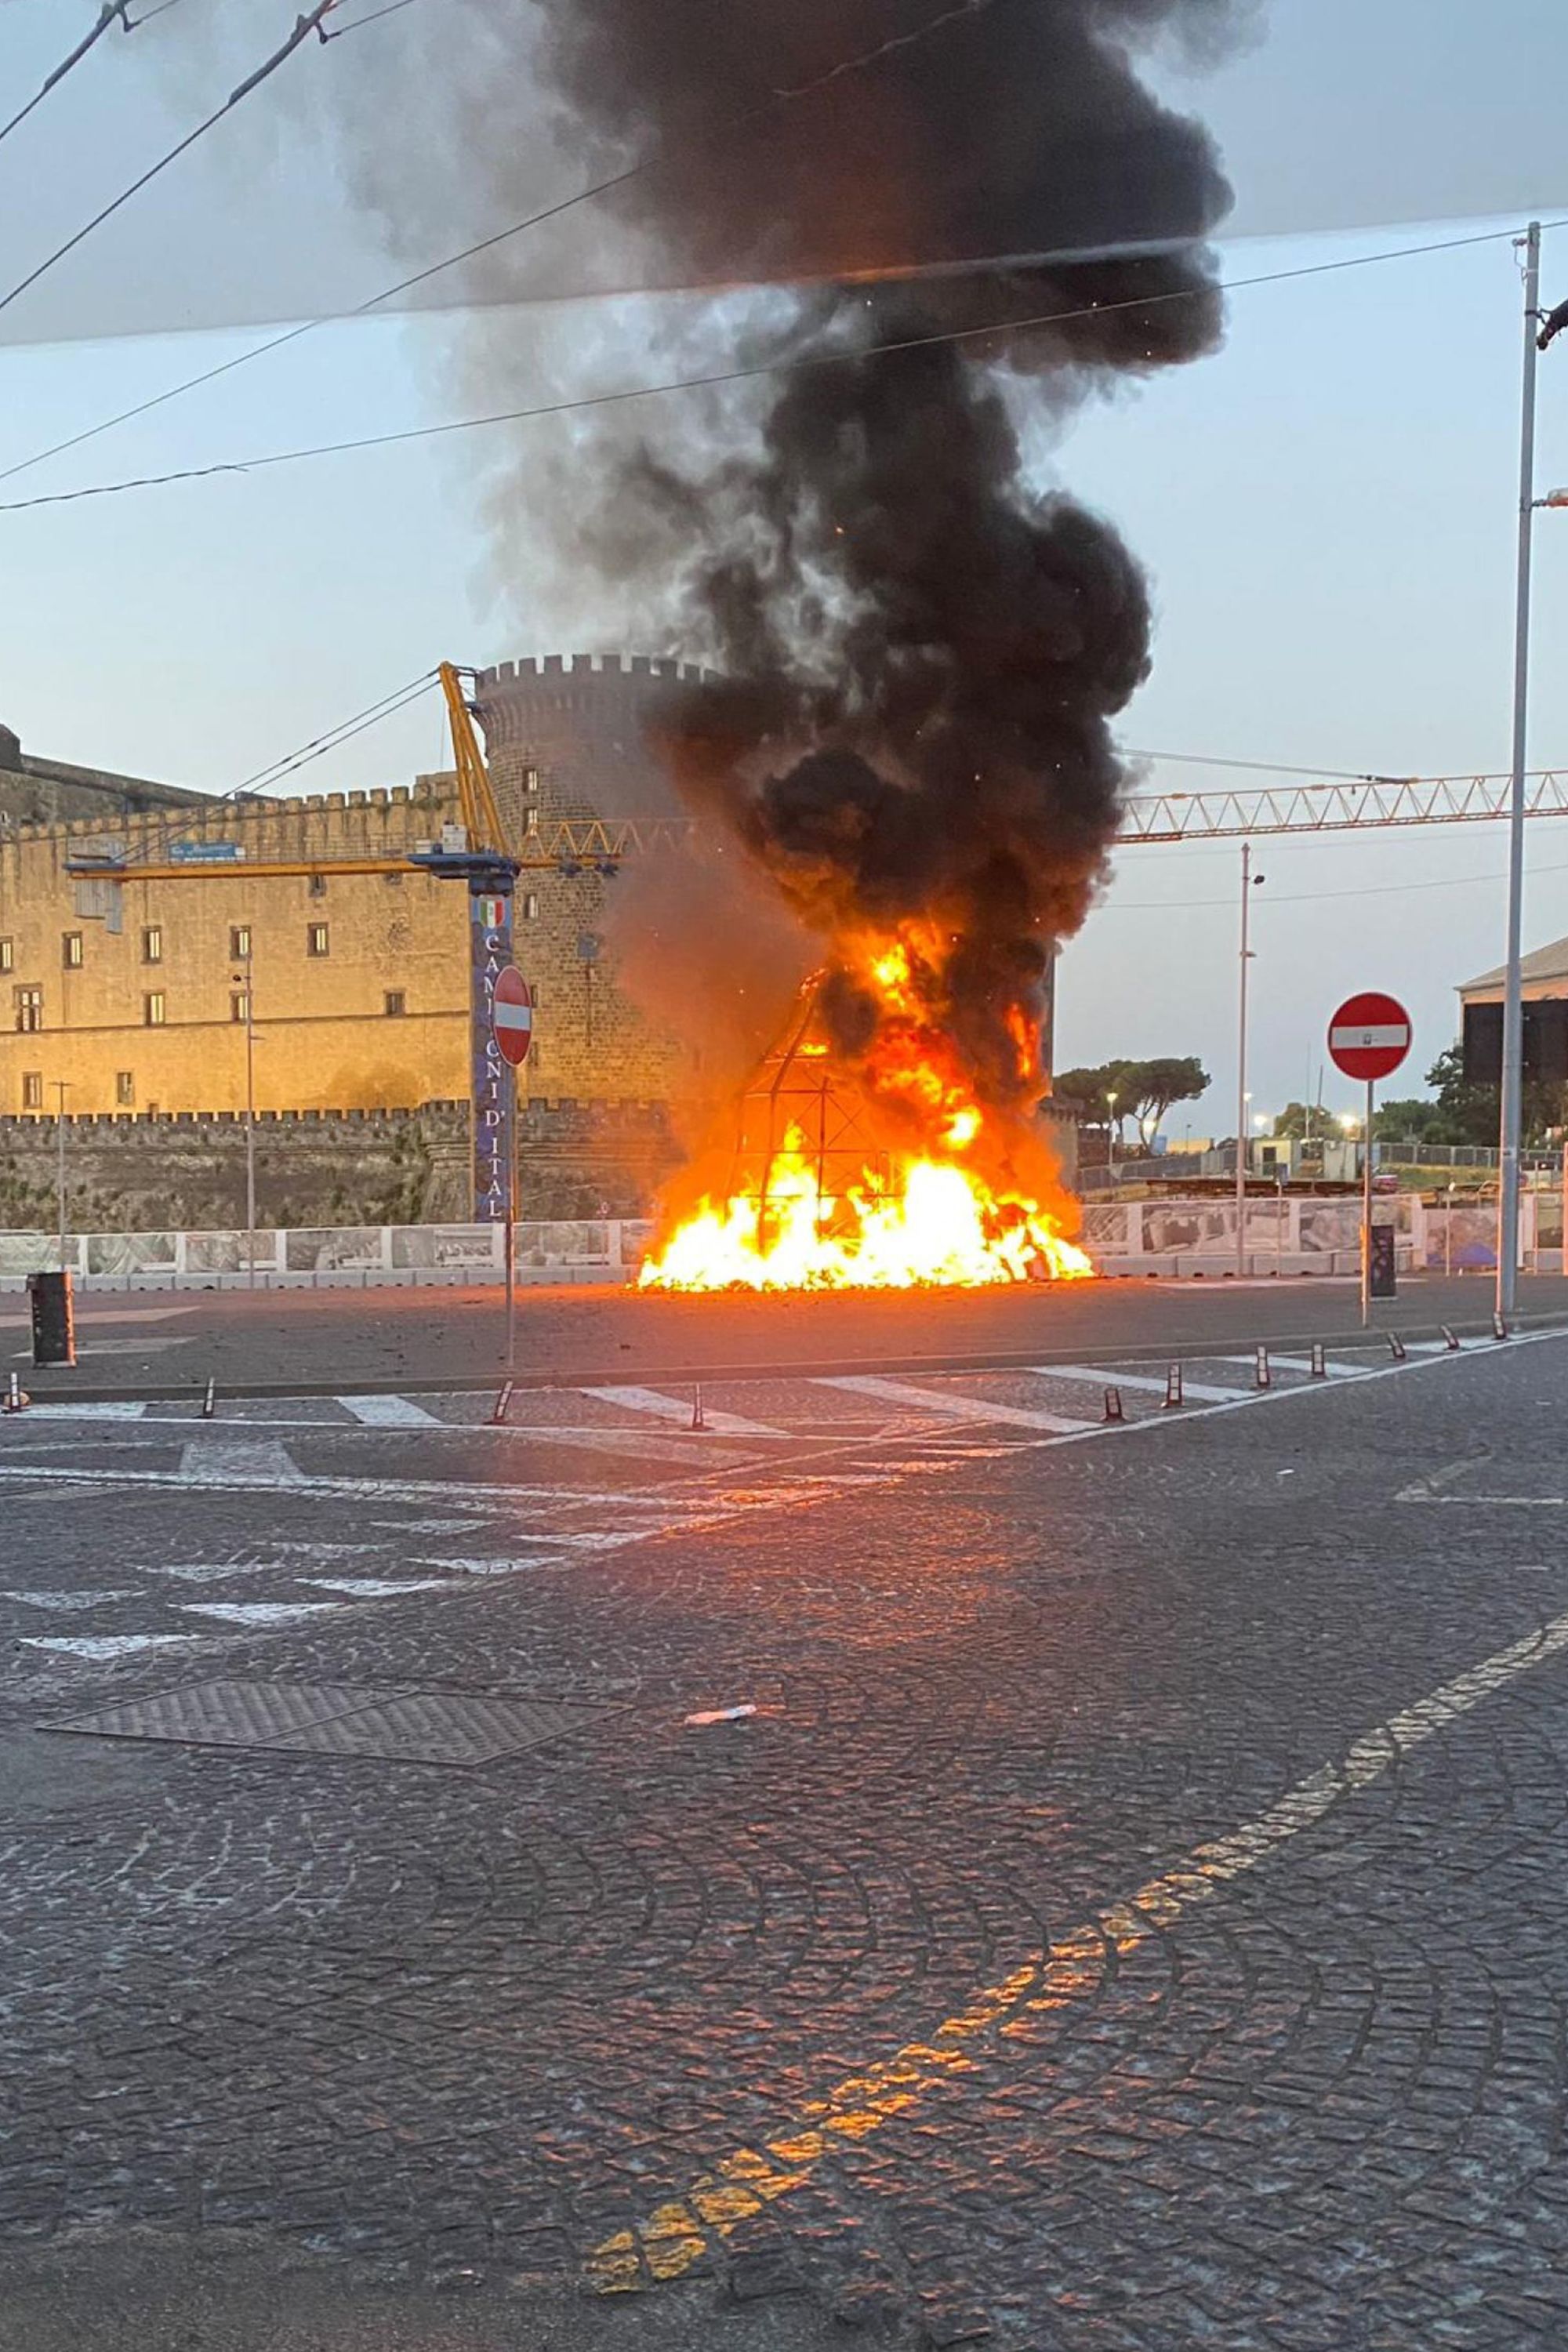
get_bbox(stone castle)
[0,657,707,1219]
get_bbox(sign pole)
[1361,1076,1374,1327]
[504,1058,517,1376]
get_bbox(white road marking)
[300,1575,463,1597]
[21,1632,197,1660]
[0,1306,194,1329]
[177,1438,307,1485]
[414,1553,569,1577]
[145,1562,269,1583]
[3,1588,142,1611]
[336,1395,442,1427]
[816,1374,1093,1435]
[586,1384,786,1437]
[371,1517,488,1534]
[1402,1494,1568,1508]
[1394,1453,1487,1503]
[1029,1363,1247,1403]
[23,1401,149,1421]
[64,1336,193,1357]
[179,1600,343,1627]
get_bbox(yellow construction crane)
[62,660,684,1219]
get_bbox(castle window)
[15,985,42,1033]
[522,892,539,920]
[230,992,250,1024]
[116,1071,135,1107]
[21,1072,42,1111]
[142,924,162,964]
[307,923,330,957]
[0,939,13,974]
[308,873,328,898]
[62,931,83,969]
[143,992,165,1026]
[523,765,540,796]
[383,990,405,1017]
[230,924,251,961]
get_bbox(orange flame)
[637,925,1093,1293]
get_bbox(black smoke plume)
[530,0,1246,1122]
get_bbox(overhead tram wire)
[6,217,1566,516]
[0,0,173,150]
[0,1,339,322]
[124,668,441,868]
[0,0,1026,488]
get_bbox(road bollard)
[492,1379,514,1425]
[1254,1344,1271,1390]
[1388,1333,1407,1360]
[1162,1363,1184,1410]
[201,1377,216,1419]
[1441,1325,1460,1351]
[691,1384,706,1432]
[1103,1386,1125,1423]
[1493,1312,1509,1341]
[3,1371,24,1414]
[1309,1342,1327,1377]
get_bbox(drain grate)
[45,1677,614,1766]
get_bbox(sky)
[1,0,1566,1138]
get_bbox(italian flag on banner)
[477,895,506,931]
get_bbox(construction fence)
[0,1190,1550,1289]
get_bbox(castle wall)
[473,654,707,1110]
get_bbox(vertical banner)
[470,884,514,1222]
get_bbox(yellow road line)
[586,1605,1568,2292]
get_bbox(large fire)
[637,929,1094,1294]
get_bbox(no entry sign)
[491,964,534,1067]
[1328,992,1411,1083]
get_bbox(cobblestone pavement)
[5,1327,1568,2347]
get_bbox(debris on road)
[684,1703,759,1726]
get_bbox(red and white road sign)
[1327,991,1411,1083]
[491,965,534,1067]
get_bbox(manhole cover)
[46,1678,615,1766]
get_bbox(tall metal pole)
[504,1059,517,1376]
[1360,1076,1374,1327]
[242,946,257,1290]
[1498,220,1541,1319]
[1235,840,1251,1276]
[53,1080,68,1272]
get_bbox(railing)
[0,1191,1555,1287]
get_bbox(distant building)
[1458,935,1568,1085]
[0,722,208,829]
[0,657,703,1136]
[1459,936,1568,1007]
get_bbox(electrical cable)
[0,2,337,321]
[321,0,423,33]
[7,219,1563,514]
[127,668,439,865]
[1,2,141,149]
[233,669,440,793]
[0,0,1015,487]
[1103,851,1568,913]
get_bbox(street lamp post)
[233,949,257,1289]
[53,1080,68,1272]
[1235,844,1265,1276]
[1497,223,1568,1316]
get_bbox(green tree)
[1054,1056,1209,1148]
[1119,1055,1210,1148]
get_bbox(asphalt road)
[12,1270,1568,1397]
[5,1323,1568,2347]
